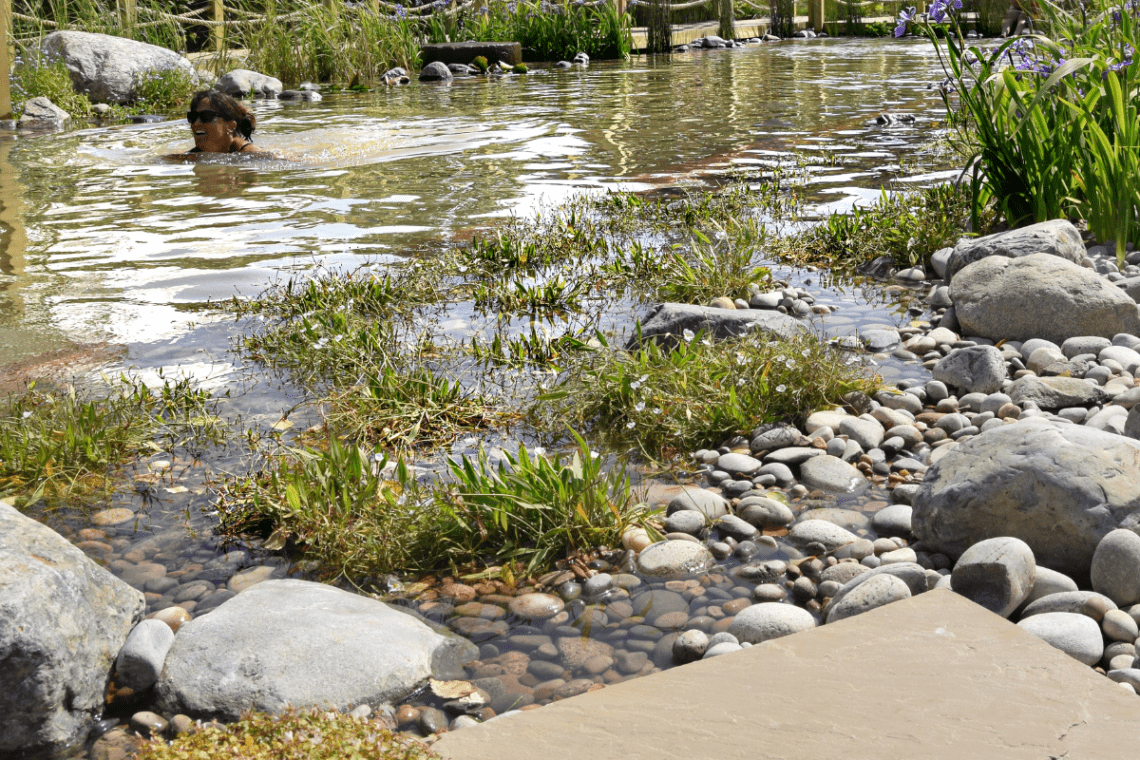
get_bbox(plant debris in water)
[133,707,437,760]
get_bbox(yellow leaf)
[272,419,294,432]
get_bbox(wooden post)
[0,0,10,121]
[614,0,627,17]
[211,0,224,53]
[719,0,734,39]
[809,0,823,31]
[118,0,137,30]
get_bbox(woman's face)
[189,100,237,153]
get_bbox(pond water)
[3,36,966,745]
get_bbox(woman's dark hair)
[190,90,256,140]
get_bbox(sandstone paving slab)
[434,590,1140,760]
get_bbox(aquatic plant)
[902,0,1140,262]
[0,377,225,508]
[133,707,438,760]
[781,182,984,270]
[540,331,873,460]
[430,430,657,576]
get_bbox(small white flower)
[775,354,786,362]
[630,380,642,390]
[634,401,646,412]
[801,349,810,357]
[737,378,746,386]
[639,374,648,383]
[652,407,662,414]
[626,421,636,429]
[735,352,748,365]
[682,329,695,342]
[21,411,32,419]
[786,359,796,369]
[776,384,787,392]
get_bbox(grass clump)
[432,430,656,576]
[134,707,437,760]
[779,183,985,271]
[218,431,653,579]
[543,332,873,460]
[218,438,440,579]
[0,378,224,508]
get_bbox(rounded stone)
[665,487,730,519]
[509,593,566,621]
[798,455,869,494]
[1103,609,1140,642]
[1091,529,1140,607]
[664,510,706,536]
[672,629,709,664]
[227,565,279,594]
[950,536,1036,618]
[825,573,911,624]
[149,606,192,633]
[871,505,913,537]
[737,498,795,529]
[128,711,168,737]
[728,603,817,644]
[635,541,715,580]
[90,508,135,527]
[787,520,860,551]
[1017,612,1104,666]
[1021,591,1118,619]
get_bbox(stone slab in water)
[433,590,1140,760]
[421,42,522,66]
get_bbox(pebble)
[509,593,566,620]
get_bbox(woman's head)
[187,90,256,152]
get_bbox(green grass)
[539,331,873,461]
[134,707,438,760]
[0,377,225,508]
[778,183,987,271]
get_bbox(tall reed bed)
[425,1,632,61]
[902,0,1140,263]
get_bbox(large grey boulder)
[0,502,145,757]
[626,303,804,350]
[950,537,1036,618]
[932,346,1008,394]
[945,219,1085,282]
[215,68,283,99]
[913,418,1140,578]
[156,579,448,720]
[951,254,1140,343]
[40,31,196,104]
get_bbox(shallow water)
[3,38,966,745]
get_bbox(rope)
[629,0,715,10]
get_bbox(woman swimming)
[185,90,271,155]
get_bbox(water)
[2,37,962,745]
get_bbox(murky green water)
[1,38,952,398]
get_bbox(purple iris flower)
[894,6,914,37]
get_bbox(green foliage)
[134,707,438,760]
[543,332,873,460]
[133,67,199,111]
[8,58,92,119]
[650,222,772,304]
[0,378,224,507]
[218,437,440,578]
[914,0,1140,258]
[426,1,632,61]
[432,431,656,576]
[238,0,420,85]
[783,183,982,270]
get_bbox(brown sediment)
[0,342,126,395]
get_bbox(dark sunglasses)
[186,109,220,125]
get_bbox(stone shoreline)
[10,219,1140,758]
